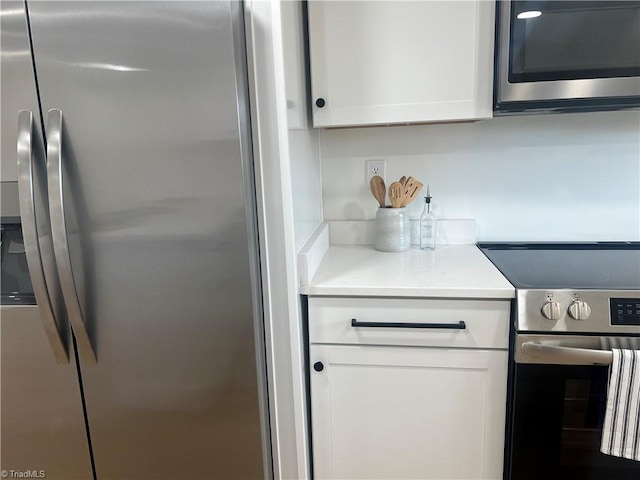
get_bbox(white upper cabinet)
[307,0,495,127]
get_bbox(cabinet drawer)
[308,297,510,349]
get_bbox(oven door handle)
[521,342,613,365]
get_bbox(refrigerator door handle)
[46,108,97,365]
[16,110,70,365]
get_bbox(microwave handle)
[520,342,613,365]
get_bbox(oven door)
[509,334,640,480]
[496,1,640,111]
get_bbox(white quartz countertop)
[300,245,515,299]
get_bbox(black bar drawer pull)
[351,319,466,330]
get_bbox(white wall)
[245,1,318,478]
[246,2,324,479]
[321,110,640,241]
[280,2,323,478]
[282,1,323,251]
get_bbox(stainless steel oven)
[512,334,640,479]
[479,243,640,480]
[495,1,640,114]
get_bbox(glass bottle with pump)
[420,186,436,250]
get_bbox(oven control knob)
[541,301,562,320]
[568,300,591,320]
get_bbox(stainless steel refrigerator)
[0,2,271,479]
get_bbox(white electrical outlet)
[365,159,386,184]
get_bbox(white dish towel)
[601,349,640,461]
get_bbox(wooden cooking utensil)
[388,182,404,208]
[403,176,415,189]
[370,175,386,207]
[401,177,418,201]
[401,179,424,207]
[399,176,407,187]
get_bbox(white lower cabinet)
[309,297,509,480]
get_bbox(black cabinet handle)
[351,319,466,330]
[313,361,324,372]
[315,97,326,108]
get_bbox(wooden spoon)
[388,182,404,208]
[403,176,415,190]
[370,175,386,207]
[401,179,424,207]
[401,177,418,203]
[399,176,407,187]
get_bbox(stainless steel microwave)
[495,1,640,114]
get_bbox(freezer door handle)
[16,110,69,365]
[46,109,97,365]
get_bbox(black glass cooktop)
[478,243,640,290]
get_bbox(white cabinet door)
[308,0,495,127]
[310,344,507,479]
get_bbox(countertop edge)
[300,286,515,299]
[299,240,516,300]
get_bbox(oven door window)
[509,1,640,82]
[510,364,640,480]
